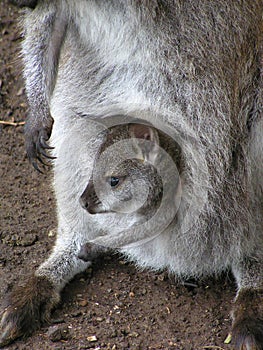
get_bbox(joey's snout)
[79,181,103,214]
[79,191,91,212]
[79,185,96,214]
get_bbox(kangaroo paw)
[25,111,54,173]
[231,289,263,350]
[78,242,110,262]
[0,275,59,347]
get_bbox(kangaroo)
[1,1,263,349]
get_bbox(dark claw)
[25,134,55,171]
[36,132,55,160]
[31,159,44,173]
[39,135,54,150]
[39,135,54,149]
[37,155,51,167]
[30,153,53,173]
[26,145,47,173]
[24,112,54,172]
[38,146,56,160]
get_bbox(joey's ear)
[129,124,159,164]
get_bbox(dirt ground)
[0,2,238,349]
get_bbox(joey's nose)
[79,195,88,210]
[79,195,98,214]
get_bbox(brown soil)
[0,2,236,349]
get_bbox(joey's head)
[79,123,163,219]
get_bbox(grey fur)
[1,1,263,348]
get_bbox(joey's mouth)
[87,206,138,215]
[87,207,114,215]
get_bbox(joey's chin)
[86,207,113,215]
[86,207,136,216]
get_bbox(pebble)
[3,233,38,247]
[87,335,97,342]
[78,299,88,307]
[16,87,25,96]
[48,229,56,237]
[17,233,38,247]
[128,331,139,338]
[47,325,72,342]
[96,317,104,322]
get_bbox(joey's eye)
[106,176,126,188]
[108,177,120,188]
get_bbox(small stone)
[16,87,25,96]
[17,233,38,247]
[157,273,165,281]
[87,335,97,342]
[78,299,88,307]
[48,229,56,237]
[47,325,71,342]
[3,233,38,247]
[128,331,139,338]
[96,317,104,322]
[224,333,232,344]
[119,260,128,265]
